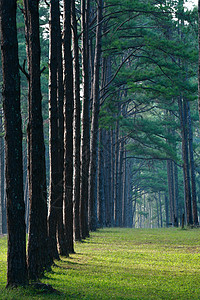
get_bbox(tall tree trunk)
[173,162,179,227]
[165,194,169,227]
[80,0,90,239]
[105,129,112,227]
[48,0,60,261]
[71,0,81,241]
[23,0,50,279]
[114,120,119,226]
[63,0,74,253]
[159,192,163,228]
[187,100,198,225]
[118,137,124,227]
[0,113,6,234]
[0,0,28,286]
[56,0,68,256]
[88,0,103,231]
[97,129,105,227]
[178,96,193,225]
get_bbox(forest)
[0,0,200,291]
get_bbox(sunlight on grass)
[0,228,200,299]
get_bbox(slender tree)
[48,0,60,260]
[56,0,68,256]
[80,0,90,239]
[63,0,74,253]
[88,0,104,231]
[71,0,81,241]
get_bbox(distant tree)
[0,0,28,286]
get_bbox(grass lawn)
[0,227,200,299]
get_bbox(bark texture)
[88,0,103,231]
[23,0,50,279]
[63,0,74,253]
[0,0,28,286]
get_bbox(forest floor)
[0,227,200,299]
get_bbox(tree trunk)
[56,0,68,256]
[48,0,60,261]
[23,0,50,279]
[114,121,119,226]
[71,0,81,241]
[178,96,192,225]
[63,0,74,253]
[173,162,179,227]
[88,0,103,231]
[0,117,6,234]
[97,129,105,227]
[187,100,198,225]
[0,0,28,286]
[165,194,169,227]
[80,0,90,239]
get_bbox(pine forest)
[0,0,200,293]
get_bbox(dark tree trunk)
[187,101,198,225]
[155,194,160,228]
[56,0,68,256]
[114,120,119,226]
[165,194,169,227]
[71,0,81,241]
[177,96,192,225]
[0,124,6,234]
[88,0,103,231]
[173,162,179,227]
[118,138,124,227]
[97,129,105,227]
[80,0,90,239]
[105,130,112,227]
[159,192,163,228]
[48,0,60,261]
[23,0,50,279]
[167,160,174,224]
[111,129,115,226]
[63,0,74,253]
[0,0,28,286]
[178,97,193,225]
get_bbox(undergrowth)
[0,227,200,299]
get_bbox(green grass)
[0,228,200,299]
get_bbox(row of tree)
[0,0,200,288]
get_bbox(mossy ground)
[0,227,200,299]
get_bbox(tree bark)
[114,120,119,226]
[97,129,105,227]
[187,100,198,225]
[71,0,81,241]
[23,0,50,279]
[178,96,193,225]
[88,0,103,231]
[56,0,68,256]
[80,0,90,239]
[63,0,74,253]
[0,0,28,286]
[48,0,60,261]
